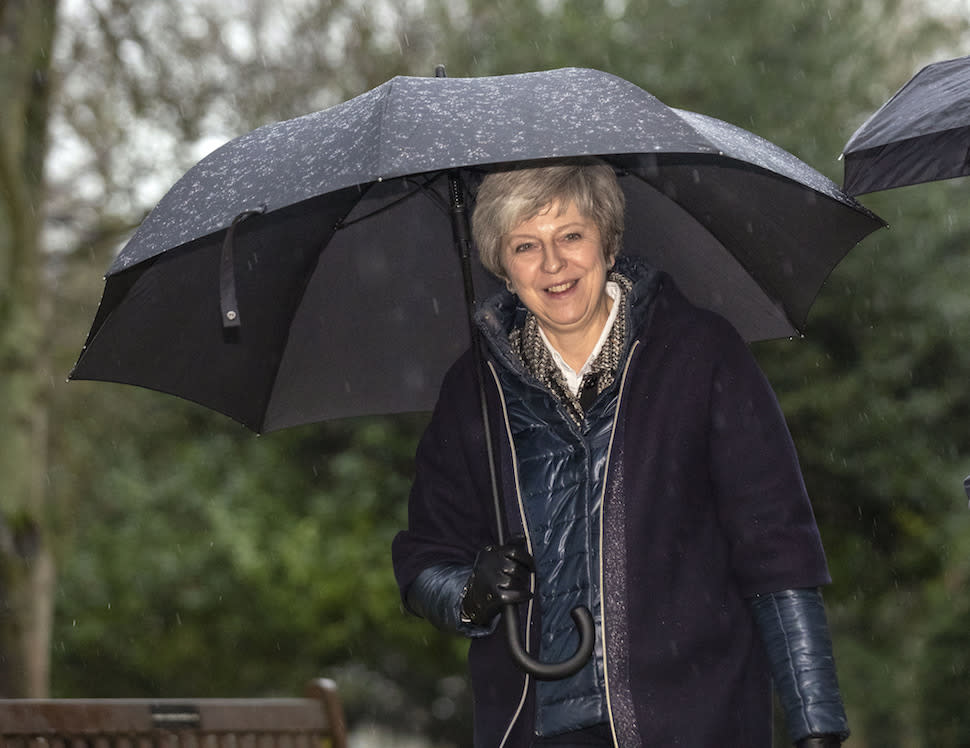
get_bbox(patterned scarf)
[509,271,632,426]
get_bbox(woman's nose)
[541,245,564,273]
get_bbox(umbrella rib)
[617,163,792,326]
[334,173,449,231]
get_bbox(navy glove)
[796,737,842,747]
[460,538,535,626]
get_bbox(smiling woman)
[393,157,851,748]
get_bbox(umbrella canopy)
[71,67,884,433]
[842,54,970,195]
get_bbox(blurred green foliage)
[52,396,470,739]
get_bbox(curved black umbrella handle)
[503,603,596,681]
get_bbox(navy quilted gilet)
[496,365,620,736]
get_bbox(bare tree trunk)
[0,0,58,698]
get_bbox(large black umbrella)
[71,67,883,680]
[842,54,970,195]
[72,67,883,433]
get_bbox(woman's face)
[502,200,613,346]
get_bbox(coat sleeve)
[391,352,501,615]
[749,588,849,742]
[705,319,831,596]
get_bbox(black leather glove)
[460,538,535,626]
[796,736,842,747]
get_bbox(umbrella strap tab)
[220,207,265,329]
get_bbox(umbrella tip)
[435,64,447,78]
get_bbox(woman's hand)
[460,538,535,626]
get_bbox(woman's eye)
[563,232,581,241]
[513,242,534,253]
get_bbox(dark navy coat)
[393,263,831,747]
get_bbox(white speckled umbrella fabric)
[71,67,884,432]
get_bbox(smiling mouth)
[546,280,578,294]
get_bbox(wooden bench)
[0,678,347,748]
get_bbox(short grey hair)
[471,158,625,280]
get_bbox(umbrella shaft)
[446,169,506,546]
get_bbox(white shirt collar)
[537,281,621,396]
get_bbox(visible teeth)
[547,281,575,293]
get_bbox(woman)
[392,159,849,747]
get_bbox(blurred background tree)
[0,0,967,744]
[0,1,59,697]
